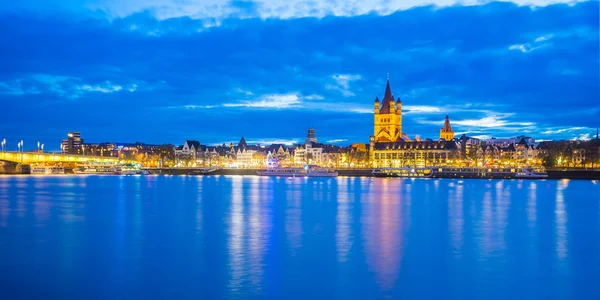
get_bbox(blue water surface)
[0,175,599,299]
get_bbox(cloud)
[326,73,362,97]
[74,0,590,21]
[78,81,123,93]
[0,1,597,145]
[403,105,442,114]
[224,93,302,108]
[572,133,590,141]
[246,139,298,145]
[0,74,136,99]
[327,139,348,143]
[541,126,587,134]
[508,32,554,53]
[451,115,535,128]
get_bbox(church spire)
[442,114,452,132]
[440,114,455,141]
[380,78,395,114]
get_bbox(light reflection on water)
[0,176,598,299]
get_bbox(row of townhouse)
[173,130,370,168]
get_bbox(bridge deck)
[0,151,126,164]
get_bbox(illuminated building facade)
[369,80,458,167]
[61,132,83,154]
[373,79,402,142]
[439,115,455,141]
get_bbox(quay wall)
[143,168,600,180]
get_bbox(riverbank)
[144,168,600,180]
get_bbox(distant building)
[305,128,317,144]
[439,115,455,141]
[61,132,83,154]
[486,136,535,147]
[373,79,402,142]
[369,80,458,167]
[294,129,324,165]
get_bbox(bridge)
[0,151,128,164]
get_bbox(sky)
[0,0,599,149]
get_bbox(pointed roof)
[238,137,247,148]
[185,140,201,150]
[379,79,395,114]
[442,115,453,132]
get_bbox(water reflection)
[0,176,596,299]
[362,179,403,292]
[227,177,271,296]
[285,184,302,255]
[448,181,464,256]
[527,181,537,227]
[556,180,569,260]
[227,177,245,294]
[336,178,353,263]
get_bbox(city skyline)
[1,0,599,148]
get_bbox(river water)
[0,175,599,299]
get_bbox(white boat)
[372,167,433,178]
[114,163,146,175]
[30,166,65,175]
[515,167,548,179]
[430,166,548,179]
[372,166,548,179]
[73,165,117,175]
[188,166,219,175]
[30,166,46,175]
[257,165,338,177]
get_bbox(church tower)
[373,79,402,142]
[440,115,455,141]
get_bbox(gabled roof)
[238,137,247,149]
[185,140,201,149]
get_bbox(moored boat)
[73,165,117,175]
[372,167,433,178]
[115,163,147,175]
[30,166,65,175]
[431,166,547,179]
[257,165,338,177]
[372,166,548,179]
[188,166,219,175]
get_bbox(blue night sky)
[0,0,598,149]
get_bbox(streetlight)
[41,144,44,153]
[1,139,5,152]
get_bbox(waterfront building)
[175,140,201,158]
[265,144,293,166]
[486,136,535,147]
[294,129,324,165]
[369,80,458,167]
[61,132,83,154]
[373,79,402,142]
[321,145,345,168]
[439,115,455,141]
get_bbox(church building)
[440,115,455,141]
[373,79,402,142]
[369,79,458,168]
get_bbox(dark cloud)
[0,1,598,149]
